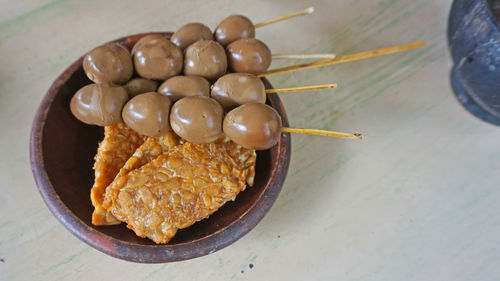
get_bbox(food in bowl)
[70,15,280,244]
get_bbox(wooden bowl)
[29,32,291,263]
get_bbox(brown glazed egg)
[226,38,272,75]
[170,96,223,144]
[132,34,183,80]
[223,103,282,150]
[211,73,266,110]
[157,75,210,101]
[171,22,214,50]
[83,43,133,84]
[122,92,172,137]
[184,40,228,80]
[124,78,159,98]
[70,84,128,126]
[214,15,255,47]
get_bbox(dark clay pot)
[448,0,500,125]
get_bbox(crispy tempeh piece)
[108,138,256,244]
[118,132,180,175]
[90,122,146,226]
[221,136,256,187]
[102,135,253,213]
[101,131,180,211]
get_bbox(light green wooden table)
[2,0,500,280]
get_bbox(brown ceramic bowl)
[30,32,291,263]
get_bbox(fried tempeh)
[107,138,256,244]
[90,122,146,226]
[101,131,180,212]
[220,136,256,187]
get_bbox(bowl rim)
[29,32,291,263]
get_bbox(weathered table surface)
[2,0,500,280]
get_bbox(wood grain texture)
[2,0,500,280]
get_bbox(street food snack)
[132,34,183,80]
[170,96,224,144]
[122,92,172,137]
[158,75,210,101]
[226,38,272,75]
[223,103,362,150]
[124,78,159,98]
[101,131,180,222]
[214,15,255,47]
[171,22,214,50]
[224,103,282,150]
[211,73,266,110]
[83,43,133,85]
[105,137,256,244]
[214,7,314,47]
[70,84,128,126]
[90,122,146,225]
[183,40,227,80]
[66,9,412,243]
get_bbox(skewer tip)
[354,133,363,139]
[306,7,315,14]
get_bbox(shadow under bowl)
[30,32,291,263]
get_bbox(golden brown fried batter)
[107,138,256,244]
[222,136,256,187]
[90,122,145,225]
[101,131,180,211]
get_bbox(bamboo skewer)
[265,83,337,94]
[254,7,315,28]
[272,53,336,59]
[258,41,425,77]
[281,127,363,139]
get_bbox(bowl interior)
[42,76,274,244]
[33,32,290,258]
